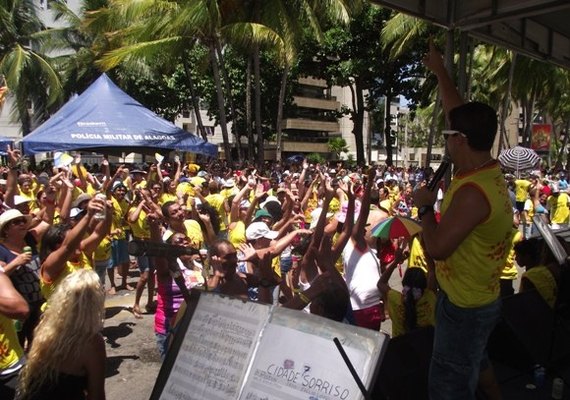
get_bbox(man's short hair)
[449,102,497,151]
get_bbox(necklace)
[455,158,495,175]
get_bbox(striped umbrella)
[371,216,422,239]
[498,146,541,174]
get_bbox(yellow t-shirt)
[436,162,513,308]
[111,197,129,240]
[18,189,37,210]
[220,187,239,200]
[522,266,557,308]
[387,289,436,338]
[501,229,523,280]
[0,312,24,371]
[205,193,228,232]
[94,236,112,262]
[128,206,150,240]
[547,193,570,224]
[40,252,92,301]
[228,220,246,248]
[514,179,531,202]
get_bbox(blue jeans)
[429,292,501,400]
[156,333,168,361]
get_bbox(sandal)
[132,305,143,319]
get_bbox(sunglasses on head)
[442,130,468,140]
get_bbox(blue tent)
[21,74,218,158]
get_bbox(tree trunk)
[353,80,366,165]
[246,57,255,161]
[215,37,242,163]
[182,61,208,141]
[498,52,517,155]
[208,41,233,165]
[253,43,263,168]
[275,62,289,163]
[426,92,441,168]
[384,90,394,166]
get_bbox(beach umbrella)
[371,216,422,239]
[498,146,541,174]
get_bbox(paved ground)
[103,287,161,400]
[102,266,400,400]
[102,264,570,400]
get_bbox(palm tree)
[0,0,62,134]
[97,0,285,166]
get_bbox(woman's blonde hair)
[17,269,105,399]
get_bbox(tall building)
[175,76,372,162]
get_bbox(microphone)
[427,157,450,191]
[128,240,200,258]
[22,246,32,254]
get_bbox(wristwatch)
[418,205,434,220]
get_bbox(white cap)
[260,195,281,209]
[13,195,31,206]
[245,221,279,240]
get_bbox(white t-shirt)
[342,238,381,311]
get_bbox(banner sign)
[531,124,552,151]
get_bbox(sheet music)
[239,307,386,400]
[159,293,270,400]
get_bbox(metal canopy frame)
[370,0,570,69]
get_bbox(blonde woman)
[16,269,106,400]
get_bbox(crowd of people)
[0,42,567,400]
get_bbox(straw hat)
[0,209,32,234]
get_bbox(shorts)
[95,259,112,287]
[137,255,152,273]
[352,302,384,331]
[111,239,130,266]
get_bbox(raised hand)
[423,38,446,74]
[6,145,20,168]
[238,243,258,262]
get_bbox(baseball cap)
[246,221,279,241]
[260,195,280,209]
[70,207,86,219]
[72,193,92,208]
[112,181,127,191]
[13,195,31,206]
[254,209,273,221]
[223,178,235,188]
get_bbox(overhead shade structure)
[21,74,218,158]
[370,0,570,70]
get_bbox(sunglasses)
[173,237,191,245]
[442,130,468,140]
[9,217,28,226]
